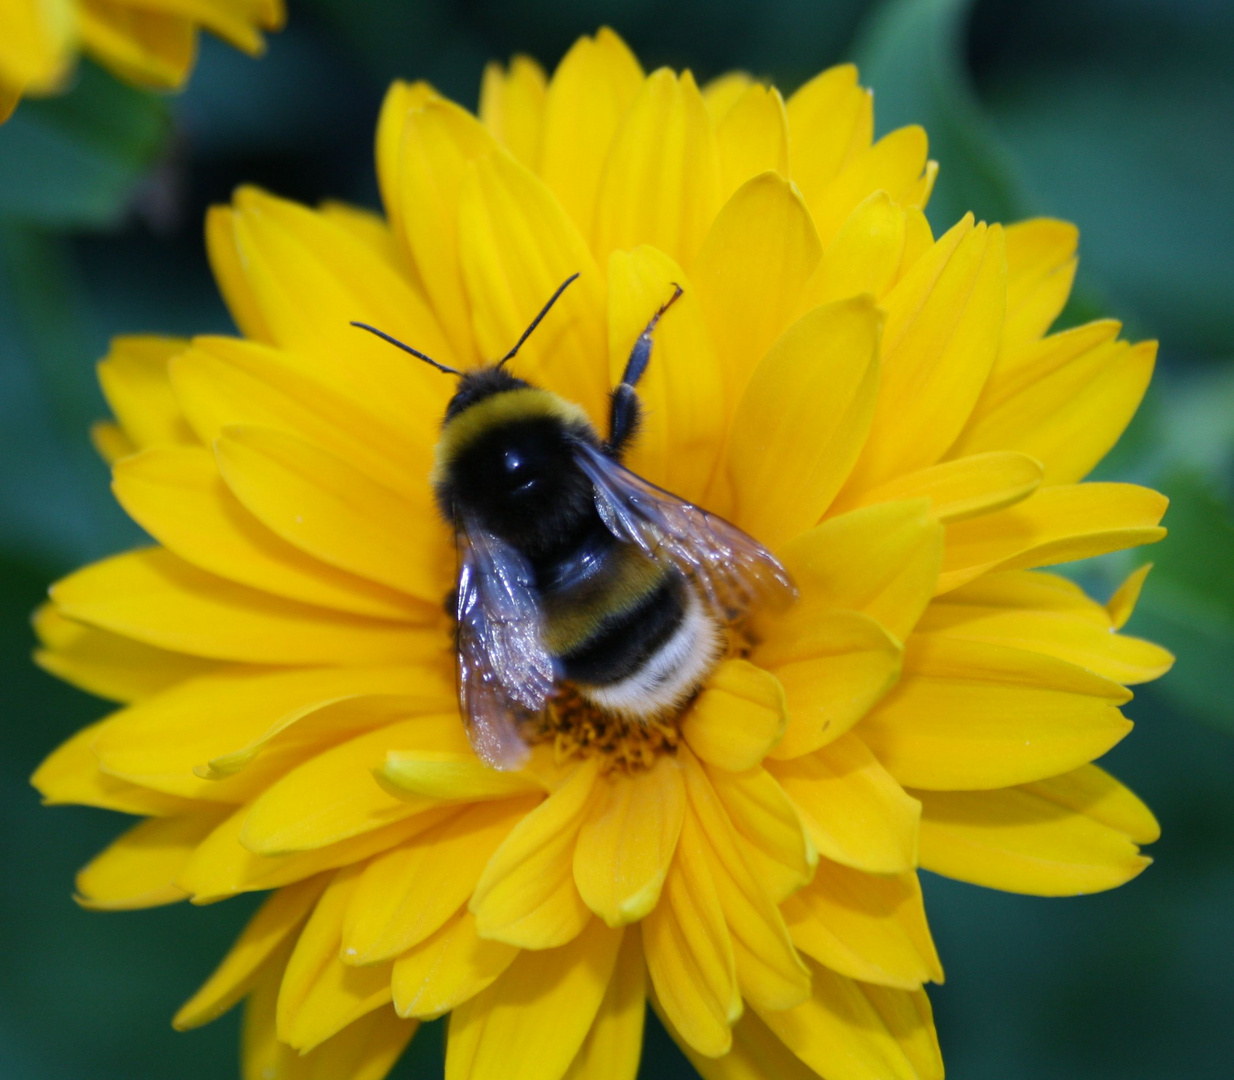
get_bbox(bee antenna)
[496,272,580,369]
[350,322,461,375]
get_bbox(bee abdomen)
[552,570,722,719]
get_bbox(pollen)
[526,684,681,773]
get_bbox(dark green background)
[1,0,1232,1076]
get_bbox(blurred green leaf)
[978,8,1234,355]
[851,0,1032,230]
[0,61,170,228]
[1131,471,1234,733]
[0,224,140,566]
[1087,361,1234,736]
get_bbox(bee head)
[443,365,530,422]
[350,272,591,548]
[431,383,597,547]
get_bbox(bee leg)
[606,283,684,458]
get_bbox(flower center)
[523,685,682,773]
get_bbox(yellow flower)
[0,0,284,120]
[33,27,1172,1080]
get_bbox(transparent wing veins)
[575,443,796,624]
[455,517,555,769]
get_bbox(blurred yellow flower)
[0,0,284,120]
[33,27,1172,1080]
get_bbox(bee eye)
[502,449,525,475]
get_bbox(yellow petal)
[1001,218,1078,351]
[896,207,936,285]
[1,84,22,126]
[175,874,329,1029]
[79,2,195,90]
[681,660,786,772]
[919,571,1173,685]
[593,67,721,268]
[860,636,1133,790]
[479,55,547,168]
[703,69,761,112]
[605,246,724,501]
[241,716,468,854]
[642,799,740,1058]
[375,79,438,253]
[715,84,790,200]
[706,765,815,901]
[560,929,645,1080]
[928,567,1104,621]
[90,420,137,464]
[51,548,437,664]
[681,750,810,1012]
[97,336,195,449]
[861,984,943,1080]
[769,732,920,874]
[916,776,1154,895]
[692,173,823,422]
[179,805,457,903]
[215,424,449,603]
[240,178,453,358]
[457,151,608,420]
[660,1003,819,1080]
[76,813,223,910]
[1025,764,1160,843]
[469,757,600,949]
[241,952,307,1080]
[227,185,458,399]
[756,962,931,1080]
[842,216,1006,495]
[574,756,686,926]
[938,483,1168,593]
[113,446,427,620]
[768,500,943,643]
[342,797,534,964]
[206,207,274,343]
[445,919,624,1080]
[727,296,882,549]
[538,27,643,240]
[207,692,457,785]
[897,156,937,210]
[390,99,499,363]
[276,868,392,1052]
[808,126,932,246]
[169,334,437,505]
[142,0,273,54]
[32,604,217,703]
[785,65,871,214]
[32,720,212,817]
[327,187,429,254]
[92,665,450,801]
[392,908,518,1020]
[782,862,941,990]
[758,610,902,759]
[299,1007,416,1080]
[1107,563,1153,631]
[0,0,74,94]
[243,960,415,1080]
[798,192,908,311]
[951,322,1157,486]
[842,451,1043,524]
[379,750,544,802]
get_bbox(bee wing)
[455,516,556,770]
[575,444,796,624]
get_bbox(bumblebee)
[353,275,794,768]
